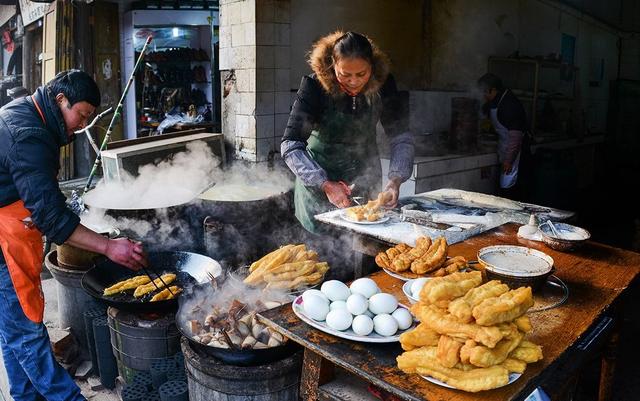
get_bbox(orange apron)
[0,201,45,323]
[0,95,49,323]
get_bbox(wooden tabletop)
[258,223,640,401]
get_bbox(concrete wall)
[430,0,621,133]
[289,0,429,90]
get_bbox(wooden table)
[258,223,640,401]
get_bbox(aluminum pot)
[477,245,555,292]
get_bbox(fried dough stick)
[460,325,524,367]
[448,280,510,322]
[103,275,151,296]
[133,273,176,298]
[411,304,504,348]
[473,286,534,326]
[150,286,182,302]
[399,323,441,351]
[397,347,510,392]
[419,271,483,305]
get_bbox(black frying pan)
[176,281,299,366]
[176,319,299,366]
[81,251,222,313]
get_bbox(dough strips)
[397,271,542,392]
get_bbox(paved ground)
[42,272,121,401]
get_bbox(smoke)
[81,140,295,254]
[84,141,219,210]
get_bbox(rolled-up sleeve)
[8,129,79,244]
[380,75,414,181]
[281,76,329,188]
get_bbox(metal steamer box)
[100,132,225,182]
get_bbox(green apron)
[294,95,382,233]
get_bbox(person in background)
[478,73,532,201]
[281,31,414,233]
[0,70,147,401]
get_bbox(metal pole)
[82,36,153,195]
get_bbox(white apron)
[490,91,520,189]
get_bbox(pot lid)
[478,245,553,277]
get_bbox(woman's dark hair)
[46,69,101,108]
[477,73,504,92]
[332,31,374,65]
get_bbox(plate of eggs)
[292,278,416,343]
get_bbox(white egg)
[392,308,413,330]
[329,300,348,311]
[303,294,329,321]
[302,289,329,304]
[368,293,398,315]
[351,315,374,336]
[349,278,379,298]
[373,314,398,337]
[346,294,369,316]
[410,278,429,299]
[321,280,351,302]
[325,309,353,331]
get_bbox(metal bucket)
[45,250,104,349]
[181,337,301,401]
[107,307,181,382]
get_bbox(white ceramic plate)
[382,268,420,281]
[291,296,415,343]
[339,211,390,225]
[421,372,521,390]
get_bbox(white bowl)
[402,280,420,304]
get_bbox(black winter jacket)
[0,87,80,262]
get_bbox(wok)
[176,318,299,366]
[176,282,299,366]
[81,251,222,313]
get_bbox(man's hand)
[383,177,402,208]
[502,161,513,174]
[105,238,148,271]
[322,180,352,208]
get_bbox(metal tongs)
[338,181,363,205]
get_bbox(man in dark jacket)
[0,70,147,400]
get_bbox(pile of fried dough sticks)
[376,236,468,279]
[243,244,330,290]
[397,271,543,392]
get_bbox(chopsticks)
[140,265,176,297]
[127,238,175,297]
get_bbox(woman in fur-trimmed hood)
[281,30,414,233]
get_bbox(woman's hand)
[322,180,352,208]
[105,238,148,271]
[383,177,402,208]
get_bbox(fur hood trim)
[307,30,390,98]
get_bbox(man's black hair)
[46,69,101,108]
[477,73,504,92]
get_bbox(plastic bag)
[157,112,204,134]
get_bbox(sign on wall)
[18,0,48,27]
